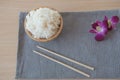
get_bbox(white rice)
[25,8,61,39]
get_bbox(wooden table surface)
[0,0,120,80]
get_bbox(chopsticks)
[33,50,90,77]
[36,45,94,71]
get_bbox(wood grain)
[0,0,120,80]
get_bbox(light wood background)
[0,0,120,80]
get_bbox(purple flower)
[104,16,119,30]
[89,20,108,41]
[89,16,119,41]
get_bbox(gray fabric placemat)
[16,10,120,79]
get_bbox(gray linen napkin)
[16,10,120,79]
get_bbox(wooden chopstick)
[36,45,94,71]
[33,50,90,77]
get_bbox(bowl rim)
[24,7,63,42]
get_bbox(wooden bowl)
[24,7,63,42]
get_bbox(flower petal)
[92,22,98,29]
[96,21,102,25]
[104,16,108,20]
[108,25,113,31]
[95,33,105,41]
[95,20,108,34]
[89,29,97,33]
[111,16,119,24]
[103,28,108,35]
[102,19,109,28]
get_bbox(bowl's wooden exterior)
[24,7,63,42]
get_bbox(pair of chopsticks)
[33,45,94,77]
